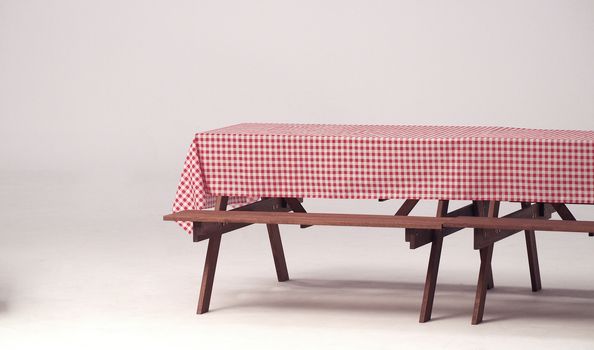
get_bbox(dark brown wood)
[474,201,495,290]
[197,196,228,314]
[471,200,499,324]
[397,199,421,246]
[285,198,311,228]
[166,211,443,229]
[266,223,289,282]
[487,200,500,218]
[214,196,228,211]
[406,203,474,249]
[552,203,594,236]
[163,197,594,320]
[473,204,554,249]
[472,243,494,325]
[440,214,594,233]
[398,199,420,245]
[552,203,576,221]
[419,200,449,323]
[483,248,494,290]
[193,198,291,242]
[522,202,542,292]
[165,209,594,233]
[396,199,420,216]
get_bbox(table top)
[172,123,594,233]
[203,123,594,141]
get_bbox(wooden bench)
[164,197,594,324]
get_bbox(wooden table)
[165,124,594,324]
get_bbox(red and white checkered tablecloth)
[173,123,594,233]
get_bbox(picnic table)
[164,123,594,324]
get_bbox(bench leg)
[472,243,494,325]
[267,223,289,282]
[197,196,228,314]
[419,234,443,322]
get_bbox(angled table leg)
[474,201,495,290]
[197,196,228,314]
[419,200,449,323]
[522,202,542,292]
[472,200,499,325]
[485,251,495,290]
[473,201,495,290]
[267,223,289,282]
[472,243,494,325]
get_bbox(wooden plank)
[419,200,449,323]
[165,208,594,233]
[406,203,474,249]
[197,196,228,314]
[473,204,554,249]
[441,212,594,233]
[166,211,443,230]
[285,197,311,228]
[552,203,594,236]
[193,198,291,242]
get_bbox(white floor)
[1,178,593,349]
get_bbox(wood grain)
[166,209,594,233]
[419,200,449,323]
[522,202,542,292]
[267,223,290,282]
[471,200,499,325]
[197,196,228,314]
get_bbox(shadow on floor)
[214,278,594,323]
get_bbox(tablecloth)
[173,123,594,233]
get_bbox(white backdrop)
[1,1,593,349]
[1,0,593,181]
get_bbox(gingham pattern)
[173,123,594,233]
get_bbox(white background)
[1,1,593,349]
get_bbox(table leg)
[521,202,542,292]
[419,233,444,322]
[474,201,495,290]
[267,223,289,282]
[419,200,449,323]
[524,229,542,292]
[471,200,499,325]
[472,243,494,325]
[485,250,495,290]
[197,196,228,314]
